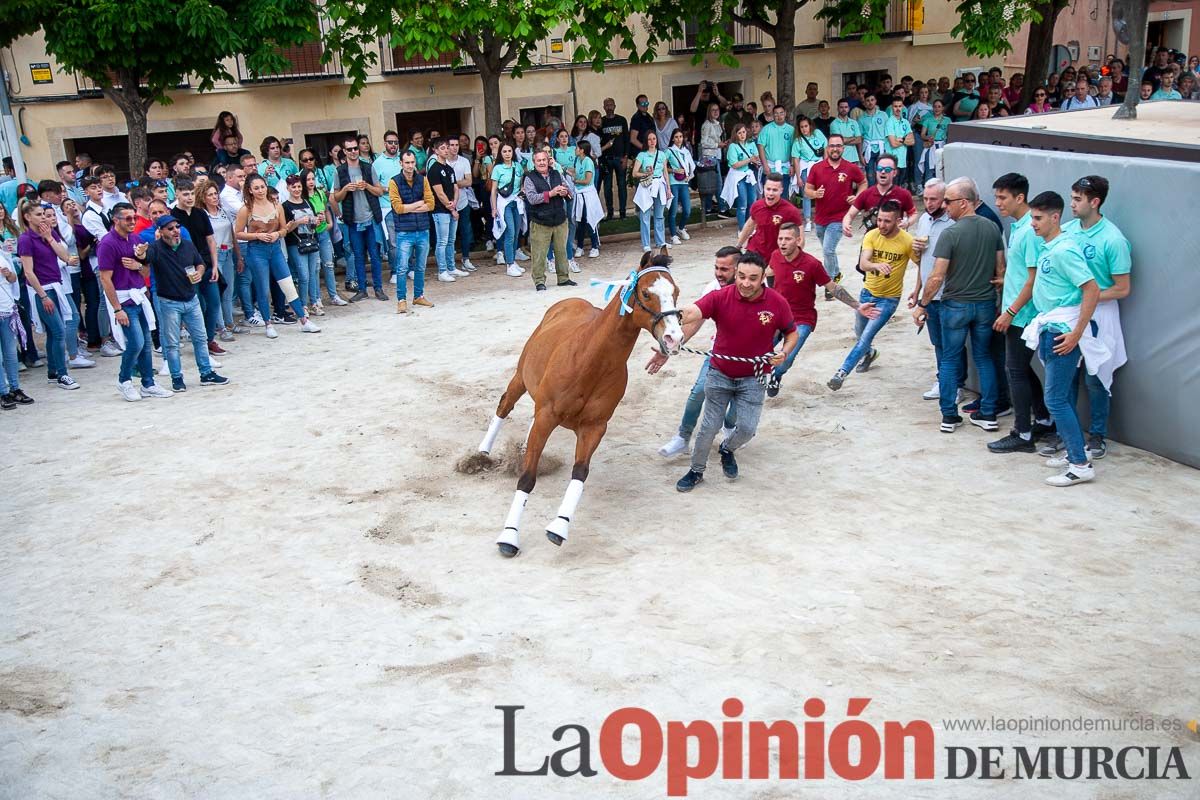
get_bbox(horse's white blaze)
[479,414,504,454]
[649,277,684,345]
[498,490,528,550]
[547,479,584,542]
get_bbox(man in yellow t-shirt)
[828,199,914,390]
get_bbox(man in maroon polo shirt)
[766,222,878,397]
[735,173,803,263]
[841,153,918,235]
[664,251,799,492]
[804,133,865,292]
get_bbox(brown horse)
[477,261,685,557]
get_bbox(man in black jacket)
[522,152,576,291]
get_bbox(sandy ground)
[2,220,1198,800]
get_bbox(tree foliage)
[816,0,1043,58]
[3,0,317,173]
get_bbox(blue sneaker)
[200,372,229,387]
[171,376,186,393]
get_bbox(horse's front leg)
[546,422,608,547]
[497,410,557,558]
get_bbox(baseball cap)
[155,215,180,230]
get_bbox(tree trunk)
[477,63,503,136]
[103,70,150,179]
[1018,0,1068,113]
[1113,0,1150,119]
[774,3,797,116]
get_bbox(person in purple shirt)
[97,202,173,401]
[15,199,81,389]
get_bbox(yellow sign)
[551,39,563,54]
[30,63,53,84]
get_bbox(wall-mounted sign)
[30,63,53,84]
[550,39,563,54]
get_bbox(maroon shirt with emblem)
[694,283,796,378]
[746,198,804,261]
[769,249,830,329]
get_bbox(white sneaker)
[462,259,477,272]
[1046,451,1091,469]
[118,380,142,402]
[506,264,524,277]
[56,375,80,390]
[922,384,965,403]
[100,340,123,357]
[547,260,555,272]
[301,319,321,333]
[437,272,456,283]
[330,295,349,306]
[208,358,222,369]
[68,354,96,368]
[569,260,581,273]
[515,249,530,261]
[157,362,170,376]
[246,314,265,328]
[664,240,673,248]
[805,221,814,233]
[265,324,279,339]
[1045,463,1095,487]
[671,235,682,246]
[390,273,398,285]
[588,248,599,258]
[180,330,190,342]
[451,268,470,277]
[496,253,507,266]
[485,240,495,251]
[140,383,173,398]
[679,229,690,241]
[658,434,690,457]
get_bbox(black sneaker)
[171,376,187,393]
[200,372,229,387]
[1087,434,1107,459]
[344,280,355,292]
[1031,421,1057,440]
[969,412,998,431]
[676,470,704,492]
[1037,433,1065,456]
[556,279,578,287]
[279,313,299,325]
[827,370,847,391]
[0,393,14,410]
[46,373,59,383]
[10,389,33,405]
[855,348,878,373]
[767,376,782,398]
[987,430,1036,453]
[535,284,546,292]
[374,288,389,301]
[718,446,738,479]
[349,291,369,303]
[940,414,963,433]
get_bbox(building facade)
[4,4,1024,179]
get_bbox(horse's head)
[627,264,683,355]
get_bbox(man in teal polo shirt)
[1051,174,1131,460]
[405,129,428,173]
[856,94,889,186]
[988,173,1053,454]
[373,131,405,283]
[830,99,863,164]
[1024,191,1099,487]
[757,105,795,195]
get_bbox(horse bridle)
[626,266,682,354]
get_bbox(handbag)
[638,152,660,188]
[799,131,824,159]
[497,166,517,199]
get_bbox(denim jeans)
[158,295,212,379]
[925,300,966,392]
[457,206,474,260]
[938,299,997,418]
[216,248,235,327]
[667,183,691,237]
[813,223,842,281]
[338,220,357,285]
[347,222,383,291]
[1004,324,1048,434]
[377,217,397,275]
[316,229,337,301]
[244,241,305,321]
[195,273,222,342]
[34,291,70,378]
[501,202,521,264]
[1039,328,1087,464]
[0,313,21,393]
[690,366,765,473]
[117,303,154,386]
[638,197,665,249]
[599,155,627,218]
[1071,320,1109,437]
[678,357,737,439]
[840,291,899,373]
[287,244,320,308]
[394,229,430,300]
[433,213,458,274]
[735,179,758,230]
[798,168,813,223]
[864,151,880,186]
[773,324,815,379]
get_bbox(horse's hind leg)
[479,370,527,454]
[546,422,607,548]
[497,409,555,558]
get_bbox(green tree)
[323,0,662,134]
[2,0,316,176]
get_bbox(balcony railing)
[236,18,341,83]
[75,74,190,97]
[824,0,912,41]
[379,41,462,73]
[669,18,764,53]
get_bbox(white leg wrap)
[479,414,504,454]
[546,479,584,542]
[497,490,528,549]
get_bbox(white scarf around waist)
[719,167,756,208]
[634,175,672,213]
[492,193,526,241]
[573,184,603,224]
[1021,303,1117,392]
[26,281,74,333]
[107,285,157,349]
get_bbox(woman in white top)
[699,102,725,214]
[198,178,248,336]
[0,246,31,406]
[665,129,695,245]
[653,101,679,146]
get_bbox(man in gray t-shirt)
[332,135,387,300]
[911,177,1005,430]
